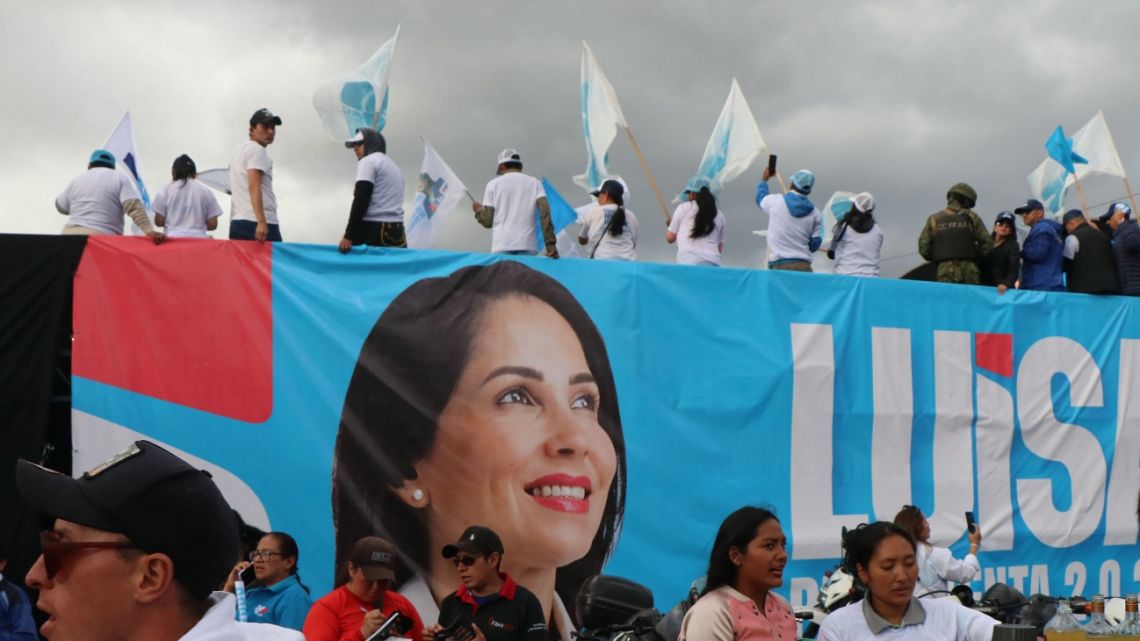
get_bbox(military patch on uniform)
[83,442,142,478]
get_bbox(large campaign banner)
[71,237,1138,628]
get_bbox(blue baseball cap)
[89,149,116,168]
[683,176,710,194]
[790,170,815,194]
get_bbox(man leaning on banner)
[56,149,165,244]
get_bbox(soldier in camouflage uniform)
[917,182,994,284]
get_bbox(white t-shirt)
[229,140,277,224]
[56,167,140,235]
[152,178,224,238]
[481,171,545,253]
[1063,233,1080,260]
[915,544,980,595]
[668,201,726,266]
[834,224,884,277]
[579,204,638,260]
[818,596,996,641]
[355,151,405,222]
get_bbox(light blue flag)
[1045,125,1088,174]
[312,25,400,141]
[536,178,579,252]
[573,42,628,193]
[681,78,766,200]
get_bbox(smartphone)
[965,511,976,534]
[238,564,257,585]
[767,154,778,174]
[365,612,408,641]
[435,618,476,641]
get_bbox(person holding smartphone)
[222,532,312,630]
[426,527,546,641]
[892,505,981,597]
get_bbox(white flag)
[686,78,766,198]
[1028,110,1126,216]
[197,168,232,195]
[102,111,151,209]
[573,42,629,193]
[406,139,468,249]
[313,25,401,141]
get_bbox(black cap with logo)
[441,525,504,559]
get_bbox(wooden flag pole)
[1072,173,1091,216]
[371,111,381,130]
[1123,177,1139,216]
[625,127,673,224]
[774,170,788,195]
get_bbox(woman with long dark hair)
[333,261,627,641]
[223,531,312,630]
[152,154,223,238]
[666,178,726,266]
[984,211,1020,294]
[817,522,995,641]
[892,505,980,597]
[678,507,796,641]
[578,179,638,260]
[828,192,882,277]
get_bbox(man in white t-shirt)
[339,128,407,253]
[472,149,558,257]
[55,149,165,244]
[229,108,282,243]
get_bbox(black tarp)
[0,234,85,604]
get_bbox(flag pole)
[624,127,673,224]
[371,111,381,130]
[1123,177,1139,216]
[774,170,788,194]
[1072,173,1091,216]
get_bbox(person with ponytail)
[666,177,726,266]
[817,522,995,641]
[678,506,796,641]
[578,179,639,260]
[224,531,313,630]
[827,192,883,277]
[152,154,223,238]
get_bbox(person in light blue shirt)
[224,531,312,630]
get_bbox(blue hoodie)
[1020,218,1064,291]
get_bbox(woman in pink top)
[679,507,798,641]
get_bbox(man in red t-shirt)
[304,536,424,641]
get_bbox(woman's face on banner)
[415,294,618,568]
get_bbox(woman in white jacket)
[892,505,981,596]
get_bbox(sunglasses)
[450,554,481,568]
[39,530,138,579]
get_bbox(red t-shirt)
[303,585,425,641]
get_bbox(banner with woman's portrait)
[71,237,1140,628]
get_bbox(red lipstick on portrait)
[524,474,592,514]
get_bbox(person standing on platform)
[1062,209,1118,295]
[756,166,821,272]
[55,149,165,244]
[1107,203,1140,296]
[472,149,558,257]
[339,128,406,253]
[229,108,282,243]
[578,179,638,261]
[667,178,726,266]
[828,192,882,277]
[152,155,223,238]
[984,211,1020,294]
[1017,198,1064,292]
[917,183,991,284]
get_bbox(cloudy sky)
[3,0,1139,275]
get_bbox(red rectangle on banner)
[975,332,1013,377]
[73,237,273,423]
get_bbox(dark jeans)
[229,220,283,242]
[349,221,407,248]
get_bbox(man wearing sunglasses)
[428,527,546,641]
[15,440,297,641]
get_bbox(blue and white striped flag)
[103,111,151,210]
[313,25,400,141]
[573,42,628,193]
[683,78,766,199]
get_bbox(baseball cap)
[1014,198,1044,215]
[89,149,116,168]
[591,179,625,199]
[441,526,504,559]
[852,192,875,214]
[995,211,1016,225]
[683,176,710,194]
[790,170,815,194]
[16,441,238,599]
[249,108,282,127]
[497,149,522,166]
[1103,202,1132,222]
[348,536,398,582]
[1062,209,1085,224]
[344,130,365,148]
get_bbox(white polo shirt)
[229,140,277,224]
[818,596,996,641]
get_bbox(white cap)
[497,148,522,166]
[344,130,364,148]
[852,192,875,214]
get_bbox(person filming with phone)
[892,505,981,597]
[426,527,546,641]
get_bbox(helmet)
[947,182,977,207]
